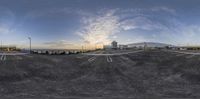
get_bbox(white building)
[103,45,112,50]
[119,45,128,50]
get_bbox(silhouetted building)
[119,45,128,50]
[177,46,200,50]
[0,46,17,51]
[111,41,118,49]
[103,45,112,50]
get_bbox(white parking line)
[4,55,6,61]
[176,54,185,56]
[84,50,143,56]
[0,53,28,56]
[0,54,6,61]
[120,56,129,60]
[106,56,112,63]
[88,56,96,62]
[0,55,3,61]
[186,55,196,59]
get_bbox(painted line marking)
[106,56,112,63]
[84,50,143,56]
[4,55,6,61]
[186,55,196,59]
[88,56,96,62]
[0,54,6,61]
[120,56,129,60]
[176,54,185,56]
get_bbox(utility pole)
[28,37,31,53]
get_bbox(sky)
[0,0,200,49]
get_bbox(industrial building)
[103,45,112,50]
[176,46,200,50]
[127,42,172,49]
[119,45,128,50]
[111,41,118,49]
[0,46,17,51]
[104,41,119,50]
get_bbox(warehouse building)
[119,45,128,50]
[177,46,200,50]
[111,41,118,49]
[104,41,119,50]
[0,46,17,51]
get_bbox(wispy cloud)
[76,6,200,46]
[76,7,177,45]
[0,7,15,34]
[77,10,120,45]
[120,16,168,31]
[151,6,176,15]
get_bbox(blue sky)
[0,0,200,49]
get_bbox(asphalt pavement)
[0,50,200,98]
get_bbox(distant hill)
[127,42,174,48]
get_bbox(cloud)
[177,25,200,45]
[77,10,120,45]
[151,6,176,15]
[25,7,93,20]
[0,24,16,34]
[24,6,200,46]
[120,16,168,31]
[0,7,15,34]
[24,6,180,46]
[0,27,10,34]
[76,7,177,45]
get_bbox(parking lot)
[0,50,200,98]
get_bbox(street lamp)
[28,37,31,53]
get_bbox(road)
[0,52,28,61]
[84,50,143,63]
[0,52,28,56]
[84,50,143,56]
[0,50,200,98]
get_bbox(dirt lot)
[0,50,200,99]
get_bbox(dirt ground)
[0,50,200,99]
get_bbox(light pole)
[28,37,31,53]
